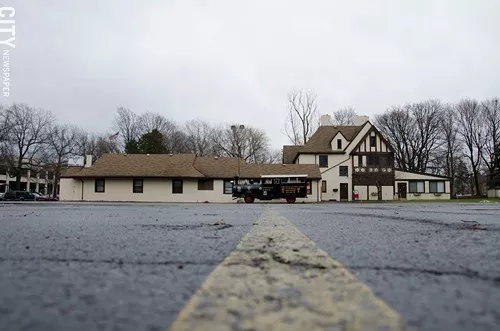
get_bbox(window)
[198,179,214,190]
[319,155,328,168]
[133,179,143,193]
[95,178,105,193]
[339,166,348,177]
[172,179,183,194]
[358,155,363,166]
[370,135,376,148]
[367,155,379,166]
[337,139,342,149]
[321,180,327,193]
[379,155,390,167]
[409,181,425,193]
[223,180,233,194]
[306,180,312,195]
[429,181,445,193]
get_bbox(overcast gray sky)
[5,0,500,148]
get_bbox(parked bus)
[232,174,308,203]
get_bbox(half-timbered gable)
[282,114,449,201]
[351,127,395,187]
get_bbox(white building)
[60,154,322,203]
[283,115,451,201]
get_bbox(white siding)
[297,154,316,164]
[61,178,321,203]
[395,170,451,200]
[488,189,500,198]
[330,132,348,151]
[60,178,83,201]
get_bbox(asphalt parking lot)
[0,202,499,331]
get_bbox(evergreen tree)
[137,129,166,154]
[125,140,140,154]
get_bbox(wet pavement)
[0,202,499,331]
[279,202,500,331]
[0,203,262,331]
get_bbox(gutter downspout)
[317,179,320,202]
[80,179,84,201]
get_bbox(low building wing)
[61,154,322,180]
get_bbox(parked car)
[3,191,36,201]
[32,193,58,201]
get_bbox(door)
[398,183,407,199]
[340,183,349,201]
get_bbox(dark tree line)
[283,88,499,197]
[0,103,281,194]
[113,108,281,163]
[375,98,500,197]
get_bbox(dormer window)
[337,139,342,150]
[370,135,376,148]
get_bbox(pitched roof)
[282,145,303,164]
[300,125,364,153]
[193,156,241,178]
[61,154,205,178]
[61,154,322,179]
[282,125,366,163]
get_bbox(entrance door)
[398,183,407,199]
[340,183,349,201]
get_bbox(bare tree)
[165,128,190,154]
[456,99,487,195]
[481,98,500,187]
[375,104,416,170]
[332,106,356,125]
[138,112,176,134]
[411,100,444,171]
[212,124,271,163]
[284,89,318,145]
[0,105,10,142]
[44,124,81,197]
[262,148,283,164]
[376,100,443,172]
[436,104,460,196]
[113,107,140,149]
[185,119,214,156]
[0,104,53,190]
[75,132,120,163]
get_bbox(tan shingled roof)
[193,156,241,178]
[61,154,205,178]
[282,126,365,163]
[282,145,303,164]
[61,154,322,179]
[299,125,364,153]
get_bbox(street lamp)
[230,124,245,183]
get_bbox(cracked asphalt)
[1,202,499,331]
[279,202,500,331]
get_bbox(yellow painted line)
[169,208,413,331]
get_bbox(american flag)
[108,132,119,140]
